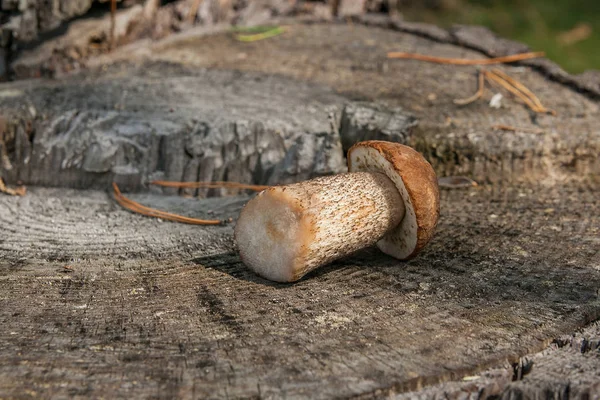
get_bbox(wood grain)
[89,22,600,185]
[1,184,598,398]
[0,20,599,398]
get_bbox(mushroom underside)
[348,146,419,259]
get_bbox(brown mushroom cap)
[347,141,440,259]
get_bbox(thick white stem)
[234,172,405,282]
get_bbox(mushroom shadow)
[191,247,389,287]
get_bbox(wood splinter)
[234,141,440,282]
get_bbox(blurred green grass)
[402,0,600,74]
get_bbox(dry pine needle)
[387,51,545,65]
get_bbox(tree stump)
[0,18,599,399]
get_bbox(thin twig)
[492,124,544,134]
[0,178,26,196]
[151,180,269,191]
[386,51,545,65]
[112,183,222,225]
[454,69,486,105]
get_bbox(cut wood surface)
[395,321,600,399]
[1,184,599,398]
[3,23,599,190]
[0,19,599,399]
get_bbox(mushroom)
[234,141,440,282]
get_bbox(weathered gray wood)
[356,14,600,99]
[0,66,347,191]
[0,184,598,398]
[3,0,303,80]
[0,19,599,399]
[393,322,600,399]
[0,0,98,79]
[0,0,95,43]
[503,323,600,399]
[87,22,600,185]
[339,101,417,152]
